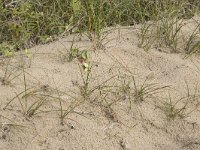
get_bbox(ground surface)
[0,18,200,150]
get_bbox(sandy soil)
[0,18,200,150]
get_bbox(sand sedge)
[155,17,184,52]
[81,0,106,49]
[3,69,50,118]
[79,65,91,100]
[160,94,200,120]
[116,75,169,110]
[0,58,22,85]
[73,0,118,50]
[78,64,97,101]
[184,23,200,57]
[0,48,33,86]
[78,63,120,104]
[67,38,79,62]
[57,94,84,126]
[132,76,169,102]
[0,115,25,140]
[53,82,87,125]
[138,18,184,52]
[159,82,200,120]
[3,87,49,118]
[106,74,169,110]
[138,22,155,51]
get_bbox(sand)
[0,18,200,150]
